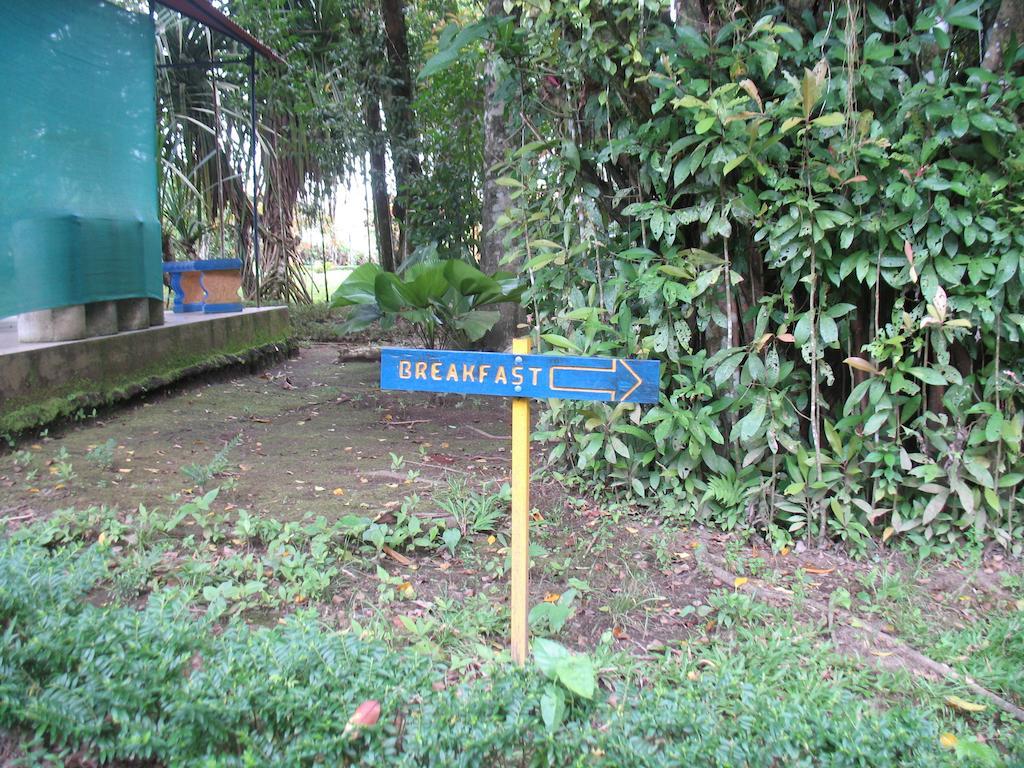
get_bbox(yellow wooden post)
[510,336,531,665]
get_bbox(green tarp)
[0,0,162,319]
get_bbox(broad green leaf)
[866,3,894,31]
[554,654,596,699]
[812,112,845,128]
[864,410,890,436]
[780,116,803,133]
[330,263,381,307]
[722,153,746,176]
[452,310,500,342]
[419,19,493,80]
[906,367,947,386]
[541,334,581,353]
[540,685,566,732]
[533,637,570,677]
[737,401,767,442]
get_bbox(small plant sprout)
[85,439,118,471]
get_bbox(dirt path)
[0,344,513,522]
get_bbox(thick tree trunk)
[258,116,310,303]
[365,96,396,273]
[479,0,517,351]
[380,0,421,265]
[984,0,1024,71]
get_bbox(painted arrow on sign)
[380,347,660,403]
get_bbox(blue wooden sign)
[380,347,660,403]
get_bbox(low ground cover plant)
[3,537,1014,767]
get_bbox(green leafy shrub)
[330,259,523,348]
[0,540,990,767]
[495,0,1024,554]
[84,438,117,471]
[181,434,241,488]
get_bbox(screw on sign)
[380,341,660,664]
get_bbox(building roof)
[155,0,285,63]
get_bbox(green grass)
[301,264,354,303]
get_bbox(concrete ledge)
[0,306,291,435]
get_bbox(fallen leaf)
[945,695,986,713]
[803,567,834,575]
[117,468,132,474]
[870,651,894,657]
[333,488,345,496]
[612,626,627,639]
[382,546,412,566]
[487,535,496,545]
[779,546,791,556]
[543,592,561,603]
[939,732,958,750]
[343,700,381,739]
[294,595,306,604]
[733,577,749,588]
[687,669,700,681]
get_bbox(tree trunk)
[479,0,517,351]
[256,115,310,303]
[380,0,421,266]
[983,0,1024,71]
[365,95,396,273]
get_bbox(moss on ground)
[0,330,293,437]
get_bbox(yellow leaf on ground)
[803,567,834,575]
[733,577,749,588]
[945,695,986,713]
[543,592,561,603]
[487,535,496,545]
[939,733,958,750]
[870,651,894,657]
[332,488,345,496]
